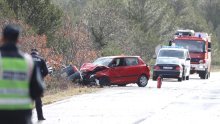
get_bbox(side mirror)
[110,64,116,68]
[168,40,172,46]
[186,58,191,61]
[208,42,211,52]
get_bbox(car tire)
[200,69,208,79]
[186,76,189,80]
[99,76,110,87]
[178,77,182,82]
[206,71,210,79]
[152,76,157,81]
[190,70,195,74]
[137,75,148,87]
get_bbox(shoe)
[38,117,46,121]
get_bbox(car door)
[123,57,140,83]
[108,58,125,83]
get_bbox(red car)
[80,56,150,87]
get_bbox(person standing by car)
[0,24,44,124]
[31,49,48,120]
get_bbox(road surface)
[33,72,220,124]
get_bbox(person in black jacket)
[0,24,44,124]
[31,49,48,121]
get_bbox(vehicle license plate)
[163,67,173,70]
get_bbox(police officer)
[0,24,44,124]
[31,48,48,120]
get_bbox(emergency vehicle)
[170,30,211,79]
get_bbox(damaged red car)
[80,56,150,87]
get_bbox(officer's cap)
[3,24,20,42]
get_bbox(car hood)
[80,63,109,72]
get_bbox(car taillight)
[199,59,206,64]
[154,66,160,70]
[175,66,181,71]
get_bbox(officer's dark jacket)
[31,53,49,78]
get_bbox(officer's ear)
[16,39,21,44]
[1,37,6,43]
[0,37,3,45]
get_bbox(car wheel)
[186,76,189,80]
[152,76,157,81]
[99,77,110,87]
[178,77,182,82]
[118,84,127,87]
[206,71,210,79]
[137,75,148,87]
[200,69,208,79]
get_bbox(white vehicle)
[153,46,191,81]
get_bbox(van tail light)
[199,59,206,64]
[154,66,160,70]
[175,66,181,71]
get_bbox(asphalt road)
[33,72,220,124]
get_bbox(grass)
[42,77,99,105]
[42,86,99,105]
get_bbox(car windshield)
[158,50,185,59]
[156,58,180,65]
[174,40,205,53]
[93,58,113,66]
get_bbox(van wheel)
[186,76,189,80]
[137,75,148,87]
[99,77,110,87]
[200,69,208,79]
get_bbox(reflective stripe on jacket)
[0,54,34,110]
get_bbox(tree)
[0,0,15,18]
[86,0,127,48]
[6,0,62,36]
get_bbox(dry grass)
[42,76,99,105]
[42,86,99,105]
